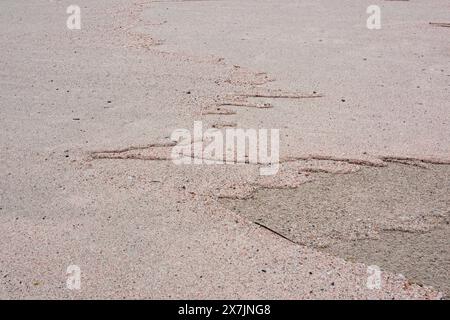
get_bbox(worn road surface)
[1,0,448,299]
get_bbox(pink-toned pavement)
[0,0,448,299]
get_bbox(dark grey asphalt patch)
[220,163,450,296]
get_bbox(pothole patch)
[219,163,450,296]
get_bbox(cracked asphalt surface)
[0,0,448,299]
